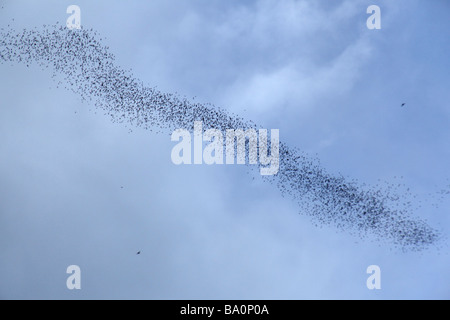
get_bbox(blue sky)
[0,0,449,299]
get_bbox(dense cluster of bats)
[0,22,441,251]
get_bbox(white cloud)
[221,36,373,120]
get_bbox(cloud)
[222,36,373,117]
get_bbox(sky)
[0,0,449,299]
